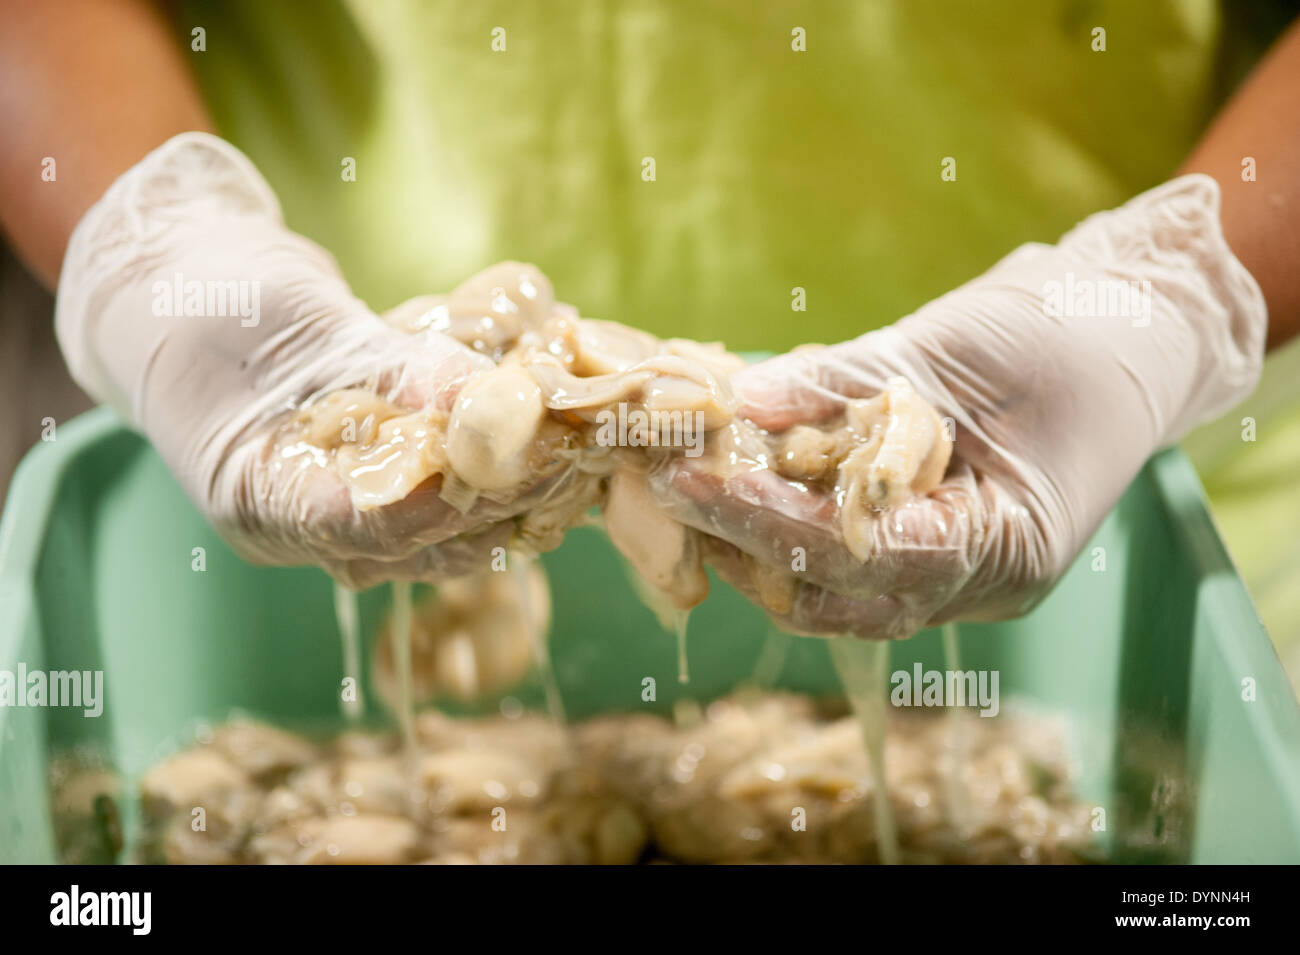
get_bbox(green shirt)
[177,0,1280,349]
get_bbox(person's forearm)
[0,0,212,289]
[1180,17,1300,351]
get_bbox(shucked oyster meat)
[371,561,551,704]
[136,694,1095,865]
[767,373,953,565]
[277,261,953,614]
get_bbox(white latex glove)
[653,175,1267,638]
[56,132,527,587]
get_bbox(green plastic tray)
[2,407,1299,863]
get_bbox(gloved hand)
[56,132,528,587]
[652,175,1267,638]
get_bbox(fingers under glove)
[701,537,912,639]
[657,442,1046,638]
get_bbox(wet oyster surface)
[278,262,953,610]
[133,693,1096,865]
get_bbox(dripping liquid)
[389,580,418,775]
[941,622,973,833]
[749,628,789,690]
[828,637,900,865]
[332,582,363,724]
[674,610,691,685]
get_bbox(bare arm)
[0,0,212,289]
[1180,17,1300,351]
